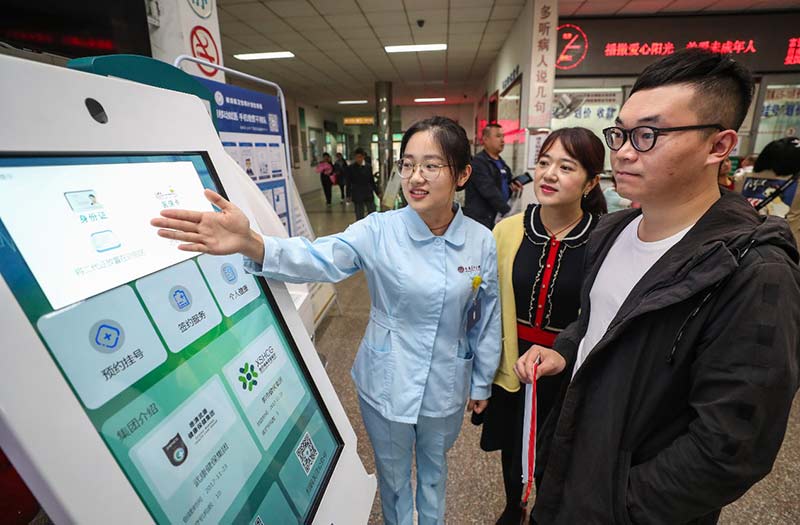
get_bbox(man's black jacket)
[463,150,512,229]
[347,162,378,203]
[532,191,800,524]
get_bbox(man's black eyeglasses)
[602,124,725,152]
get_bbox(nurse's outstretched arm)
[152,189,368,284]
[152,189,265,261]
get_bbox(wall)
[481,0,534,128]
[283,96,348,195]
[399,104,476,143]
[478,0,534,175]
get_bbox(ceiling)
[218,0,799,111]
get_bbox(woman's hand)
[467,398,489,414]
[150,189,265,263]
[514,345,567,384]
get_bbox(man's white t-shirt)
[571,215,694,379]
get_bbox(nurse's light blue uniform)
[244,204,501,525]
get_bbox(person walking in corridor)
[348,147,379,220]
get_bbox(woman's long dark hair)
[538,128,607,215]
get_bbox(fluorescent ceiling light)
[338,100,368,104]
[385,44,447,53]
[414,97,446,103]
[234,51,295,60]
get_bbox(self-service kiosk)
[0,54,376,524]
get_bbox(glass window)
[550,88,624,171]
[308,128,324,166]
[498,77,524,175]
[754,84,800,154]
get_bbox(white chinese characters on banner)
[528,0,557,129]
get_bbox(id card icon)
[64,190,104,212]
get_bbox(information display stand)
[0,54,375,524]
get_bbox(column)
[375,81,393,200]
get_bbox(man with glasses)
[464,124,521,229]
[515,48,800,524]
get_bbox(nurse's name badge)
[467,275,482,331]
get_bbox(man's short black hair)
[630,48,755,131]
[482,123,502,137]
[354,147,366,157]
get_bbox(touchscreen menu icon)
[197,255,260,317]
[37,285,168,409]
[169,286,192,311]
[91,320,124,353]
[135,259,222,353]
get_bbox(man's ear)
[706,129,738,167]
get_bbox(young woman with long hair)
[477,127,607,524]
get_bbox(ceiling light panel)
[385,44,448,53]
[234,51,296,60]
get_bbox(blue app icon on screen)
[95,324,120,350]
[221,263,238,284]
[172,289,191,310]
[168,285,193,312]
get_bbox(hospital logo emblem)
[187,0,212,19]
[163,433,189,466]
[214,91,225,106]
[238,362,259,392]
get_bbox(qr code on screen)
[295,432,318,475]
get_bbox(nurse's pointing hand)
[514,345,566,384]
[151,189,265,263]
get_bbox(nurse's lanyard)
[521,357,539,505]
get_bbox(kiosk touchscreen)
[0,153,340,524]
[0,55,375,524]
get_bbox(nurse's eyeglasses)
[602,124,724,152]
[396,159,451,181]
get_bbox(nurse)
[151,116,502,525]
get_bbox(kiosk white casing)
[0,54,375,524]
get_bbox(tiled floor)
[301,187,800,524]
